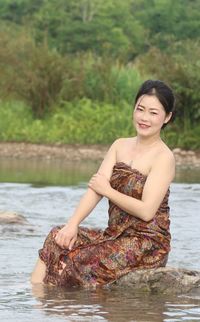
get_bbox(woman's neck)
[135,135,162,149]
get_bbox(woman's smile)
[138,122,151,129]
[133,94,169,137]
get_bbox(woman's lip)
[138,123,150,128]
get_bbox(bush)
[0,99,199,149]
[47,99,135,144]
[134,43,200,130]
[0,99,134,144]
[0,29,67,118]
[0,31,142,118]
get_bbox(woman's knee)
[31,258,46,284]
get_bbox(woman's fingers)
[56,235,75,249]
[88,173,97,186]
[55,231,69,248]
[55,227,77,250]
[68,236,77,250]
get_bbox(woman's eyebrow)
[138,104,159,111]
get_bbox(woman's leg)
[31,258,46,284]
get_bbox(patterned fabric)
[39,162,171,287]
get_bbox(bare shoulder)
[159,143,175,164]
[97,137,134,174]
[153,143,176,178]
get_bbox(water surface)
[0,159,200,322]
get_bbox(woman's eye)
[136,107,143,111]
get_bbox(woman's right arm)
[55,188,102,250]
[66,188,103,226]
[55,138,120,250]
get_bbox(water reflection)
[0,158,98,186]
[31,283,200,322]
[175,167,200,183]
[0,158,199,185]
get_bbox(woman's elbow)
[129,202,157,222]
[140,208,156,222]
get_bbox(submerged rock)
[0,211,29,225]
[114,267,200,294]
[0,211,35,235]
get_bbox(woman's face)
[133,94,171,137]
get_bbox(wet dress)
[39,162,171,287]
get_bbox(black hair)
[135,80,176,128]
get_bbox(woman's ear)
[164,112,172,124]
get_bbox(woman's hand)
[88,172,111,197]
[55,223,78,250]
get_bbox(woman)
[31,79,176,287]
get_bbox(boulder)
[113,266,200,294]
[0,211,29,225]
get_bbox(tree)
[134,42,200,130]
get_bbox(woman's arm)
[89,151,175,222]
[67,139,120,225]
[55,139,119,249]
[55,188,102,249]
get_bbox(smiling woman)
[134,95,172,137]
[31,80,176,288]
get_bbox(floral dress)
[39,162,171,287]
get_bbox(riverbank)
[0,142,200,167]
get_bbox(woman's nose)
[140,111,149,121]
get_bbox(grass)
[0,99,199,149]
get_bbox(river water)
[0,158,200,322]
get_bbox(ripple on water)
[0,181,200,322]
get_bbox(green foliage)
[1,0,200,57]
[53,99,134,143]
[78,54,142,104]
[0,0,148,59]
[0,0,42,23]
[0,29,67,118]
[0,99,134,144]
[0,0,199,149]
[0,101,32,141]
[0,30,142,116]
[133,0,200,49]
[0,99,199,149]
[134,41,200,130]
[163,125,200,150]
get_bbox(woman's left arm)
[88,152,175,222]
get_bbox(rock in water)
[0,211,29,225]
[113,267,200,294]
